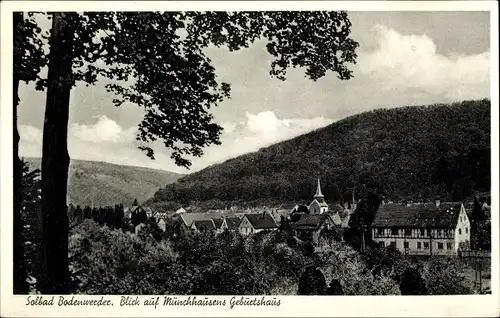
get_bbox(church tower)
[314,177,325,203]
[309,177,329,214]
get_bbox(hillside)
[148,99,491,207]
[24,158,182,207]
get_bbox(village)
[110,178,491,257]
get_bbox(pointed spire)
[314,177,324,199]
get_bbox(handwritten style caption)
[26,295,281,309]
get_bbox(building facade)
[239,212,278,235]
[371,201,470,255]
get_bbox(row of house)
[125,178,352,243]
[125,177,472,257]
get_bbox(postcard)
[1,1,498,317]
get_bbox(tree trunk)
[40,12,75,294]
[13,11,28,294]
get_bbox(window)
[379,241,385,247]
[458,228,462,235]
[447,243,452,250]
[423,242,429,249]
[377,228,384,236]
[391,228,399,236]
[405,229,412,236]
[420,229,425,236]
[465,227,468,234]
[404,242,409,249]
[438,243,444,250]
[390,241,396,249]
[417,242,422,249]
[427,229,432,236]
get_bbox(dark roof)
[158,217,176,225]
[192,220,216,230]
[294,214,332,231]
[224,217,241,229]
[278,204,297,210]
[371,202,463,228]
[295,205,309,213]
[212,218,224,229]
[245,213,278,229]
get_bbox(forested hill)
[24,158,182,207]
[148,99,491,208]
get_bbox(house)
[371,200,471,255]
[239,212,278,235]
[308,178,329,214]
[157,217,176,232]
[190,219,217,233]
[220,217,241,232]
[293,213,342,244]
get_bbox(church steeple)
[314,177,324,200]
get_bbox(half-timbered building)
[371,201,470,255]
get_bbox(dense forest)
[148,100,490,207]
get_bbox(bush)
[423,257,474,295]
[316,242,400,295]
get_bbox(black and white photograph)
[1,1,499,317]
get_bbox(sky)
[17,11,491,174]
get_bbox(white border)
[1,1,499,317]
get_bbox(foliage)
[150,100,490,205]
[298,266,327,295]
[400,267,427,295]
[62,220,480,295]
[27,11,358,169]
[19,160,42,290]
[360,245,413,282]
[423,256,474,295]
[316,242,401,295]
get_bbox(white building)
[371,201,471,255]
[308,178,329,214]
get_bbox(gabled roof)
[371,202,463,229]
[212,218,224,229]
[224,217,241,229]
[192,219,216,230]
[294,213,333,231]
[181,213,220,227]
[309,199,329,208]
[244,213,278,229]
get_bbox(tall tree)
[32,11,358,293]
[13,12,47,294]
[39,12,77,293]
